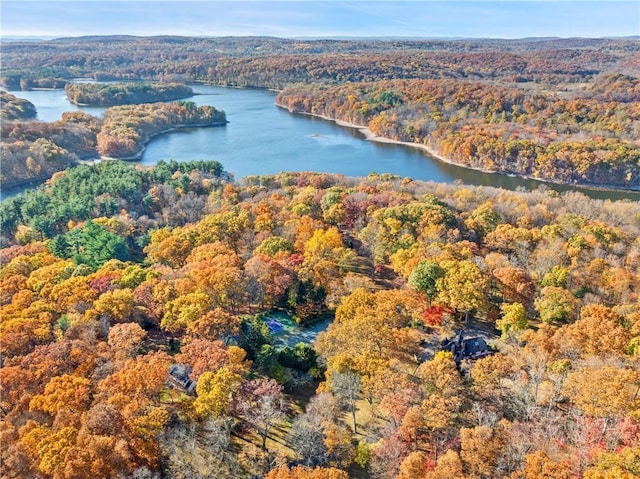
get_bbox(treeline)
[1,164,639,478]
[0,101,226,187]
[0,92,37,121]
[1,36,637,90]
[277,77,640,188]
[64,82,194,106]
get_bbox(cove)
[4,85,640,202]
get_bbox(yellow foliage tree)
[193,367,242,419]
[92,288,134,323]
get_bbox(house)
[441,331,493,363]
[168,364,196,394]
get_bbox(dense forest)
[64,82,194,106]
[1,36,639,189]
[1,161,639,478]
[1,35,639,478]
[0,101,226,187]
[2,37,638,90]
[276,75,640,188]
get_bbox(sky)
[1,1,638,40]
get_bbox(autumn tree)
[255,235,294,257]
[563,365,638,440]
[397,450,429,479]
[510,451,571,479]
[107,322,146,359]
[29,374,92,422]
[584,446,640,479]
[161,290,212,334]
[460,423,507,479]
[465,201,502,241]
[492,267,535,306]
[264,465,349,479]
[424,449,464,479]
[91,287,135,324]
[184,307,241,341]
[497,302,529,339]
[96,351,172,467]
[301,226,357,287]
[534,286,579,324]
[436,259,489,320]
[560,304,633,356]
[193,367,243,420]
[317,288,422,381]
[145,228,192,268]
[245,253,295,309]
[470,353,516,411]
[178,338,249,379]
[20,425,78,478]
[188,252,244,312]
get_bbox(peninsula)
[0,100,226,188]
[64,82,194,106]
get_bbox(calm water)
[4,85,639,201]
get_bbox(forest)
[1,35,639,479]
[64,82,194,106]
[276,75,640,188]
[2,37,638,90]
[0,100,226,188]
[1,160,639,478]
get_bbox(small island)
[0,92,37,121]
[64,81,194,106]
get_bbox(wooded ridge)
[64,82,194,106]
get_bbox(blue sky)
[1,1,638,39]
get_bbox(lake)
[4,85,639,201]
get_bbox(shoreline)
[277,104,640,195]
[1,122,228,192]
[68,92,200,107]
[1,175,53,190]
[100,121,228,161]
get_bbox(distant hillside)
[1,36,638,91]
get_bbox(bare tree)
[330,370,362,434]
[287,414,327,466]
[237,378,286,451]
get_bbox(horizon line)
[2,34,639,41]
